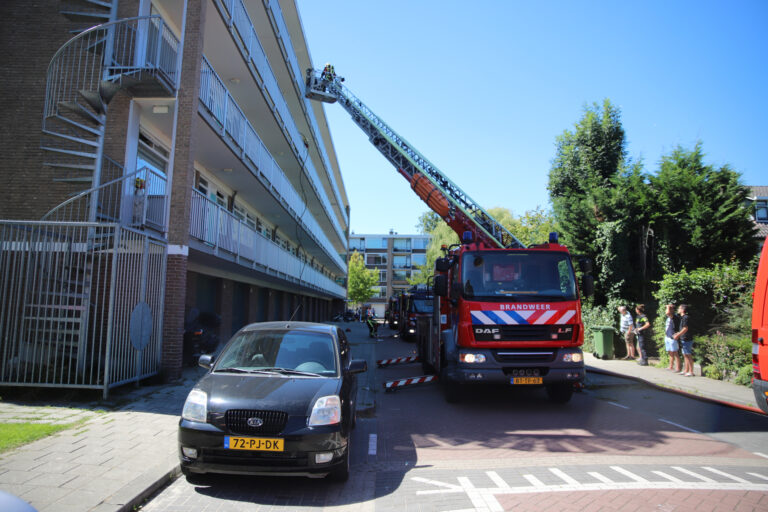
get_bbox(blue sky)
[297,0,768,236]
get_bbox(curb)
[113,464,180,512]
[586,366,766,416]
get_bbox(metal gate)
[0,220,166,397]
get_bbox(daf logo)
[475,328,500,334]
[247,417,264,427]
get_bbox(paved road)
[141,323,768,512]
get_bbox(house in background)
[0,0,349,396]
[748,186,768,249]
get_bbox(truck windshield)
[411,299,433,313]
[461,251,577,301]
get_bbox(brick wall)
[161,254,187,380]
[218,278,233,340]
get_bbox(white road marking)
[549,467,579,485]
[607,401,630,409]
[658,418,701,433]
[486,471,510,489]
[702,466,750,483]
[368,434,377,455]
[672,466,716,483]
[523,474,545,488]
[652,471,684,483]
[754,452,768,459]
[412,477,462,490]
[458,476,502,512]
[747,472,768,482]
[610,465,648,483]
[587,471,614,484]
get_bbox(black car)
[178,322,367,481]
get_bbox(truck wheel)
[546,384,574,404]
[441,366,461,403]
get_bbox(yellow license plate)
[511,377,543,385]
[225,436,284,451]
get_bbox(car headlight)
[182,389,208,423]
[460,353,487,363]
[308,395,341,426]
[562,352,583,363]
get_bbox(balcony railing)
[190,189,345,298]
[199,56,346,273]
[262,0,347,225]
[214,0,348,240]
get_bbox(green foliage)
[347,251,378,305]
[415,211,441,234]
[703,364,721,380]
[580,298,629,353]
[0,422,77,453]
[735,365,753,386]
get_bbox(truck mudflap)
[442,347,585,386]
[754,377,768,414]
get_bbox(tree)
[649,144,757,273]
[347,251,378,305]
[415,211,441,234]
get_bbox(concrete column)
[218,278,233,339]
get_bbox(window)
[349,238,365,251]
[413,238,430,250]
[757,199,768,222]
[365,237,387,249]
[393,255,411,268]
[378,270,387,284]
[393,238,411,252]
[412,253,427,267]
[366,254,388,266]
[374,286,387,298]
[393,270,410,282]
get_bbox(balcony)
[198,56,345,274]
[190,189,345,298]
[210,0,347,244]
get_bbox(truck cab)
[753,236,768,414]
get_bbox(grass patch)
[0,422,78,453]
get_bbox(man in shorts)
[674,304,694,376]
[664,303,681,372]
[617,306,636,359]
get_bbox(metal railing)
[44,15,180,125]
[0,221,166,396]
[42,159,167,232]
[263,0,348,227]
[214,0,348,243]
[199,57,345,273]
[190,190,345,298]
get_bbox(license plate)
[511,377,543,385]
[224,436,284,451]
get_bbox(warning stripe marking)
[377,356,419,367]
[384,375,437,389]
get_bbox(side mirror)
[433,274,448,297]
[581,275,594,298]
[198,354,215,369]
[451,282,463,301]
[435,258,451,272]
[348,359,368,374]
[579,258,593,274]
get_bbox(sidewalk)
[0,367,205,512]
[584,353,762,412]
[0,322,380,512]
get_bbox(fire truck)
[752,236,768,414]
[397,285,433,342]
[306,68,593,403]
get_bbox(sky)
[296,0,768,236]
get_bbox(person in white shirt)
[617,305,637,360]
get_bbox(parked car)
[178,322,367,481]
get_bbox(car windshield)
[411,299,433,313]
[213,329,338,376]
[461,251,578,301]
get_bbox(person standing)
[674,304,694,376]
[618,306,636,360]
[634,304,651,366]
[664,304,681,372]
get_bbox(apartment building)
[0,0,349,396]
[349,232,431,317]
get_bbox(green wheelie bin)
[592,326,615,360]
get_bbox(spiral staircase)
[9,9,179,387]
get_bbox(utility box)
[592,326,615,360]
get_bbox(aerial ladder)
[305,68,524,249]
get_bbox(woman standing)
[634,304,651,366]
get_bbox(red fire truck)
[752,236,768,414]
[306,69,593,403]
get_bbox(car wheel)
[546,384,574,404]
[328,446,350,482]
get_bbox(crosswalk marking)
[550,467,579,485]
[486,471,510,489]
[522,474,545,487]
[652,470,684,483]
[610,465,648,482]
[702,467,750,484]
[671,466,716,483]
[747,472,768,482]
[587,471,614,484]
